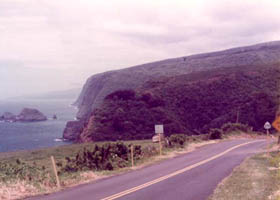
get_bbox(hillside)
[78,64,279,142]
[75,41,280,120]
[64,41,280,141]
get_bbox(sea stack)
[17,108,47,122]
[0,112,16,122]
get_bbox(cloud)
[0,0,280,98]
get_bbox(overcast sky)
[0,0,280,99]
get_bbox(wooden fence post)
[51,156,61,189]
[159,134,162,156]
[131,145,134,167]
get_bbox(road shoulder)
[208,149,280,200]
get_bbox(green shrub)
[209,128,223,139]
[105,90,136,100]
[169,134,187,147]
[184,134,209,143]
[61,142,143,173]
[129,144,142,160]
[142,145,158,157]
[221,122,251,134]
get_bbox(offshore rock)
[0,112,16,122]
[17,108,47,122]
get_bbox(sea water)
[0,99,77,152]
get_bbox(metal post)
[51,156,61,189]
[267,129,270,156]
[267,129,269,136]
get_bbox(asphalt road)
[27,139,267,200]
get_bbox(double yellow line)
[101,140,261,200]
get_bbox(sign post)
[264,121,271,136]
[264,122,271,156]
[155,125,164,156]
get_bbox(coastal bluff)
[64,41,280,141]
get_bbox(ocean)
[0,98,77,153]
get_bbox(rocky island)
[0,112,16,122]
[17,108,47,122]
[0,108,47,122]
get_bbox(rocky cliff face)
[63,120,85,140]
[65,41,280,141]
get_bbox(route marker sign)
[272,117,280,132]
[264,121,271,130]
[155,124,164,134]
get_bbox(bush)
[185,134,209,142]
[129,144,142,160]
[209,128,223,140]
[61,142,144,173]
[221,122,251,134]
[105,90,136,100]
[168,134,187,147]
[142,145,158,157]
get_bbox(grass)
[0,140,157,168]
[0,137,218,200]
[0,132,259,200]
[208,146,280,200]
[0,140,160,199]
[0,135,207,174]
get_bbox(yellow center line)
[101,140,262,200]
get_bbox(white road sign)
[155,124,164,134]
[264,121,271,130]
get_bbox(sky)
[0,0,280,99]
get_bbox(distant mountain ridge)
[64,41,280,141]
[6,88,81,101]
[75,41,280,120]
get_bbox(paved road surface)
[27,139,267,200]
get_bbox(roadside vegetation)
[0,134,209,200]
[0,123,269,199]
[209,144,280,200]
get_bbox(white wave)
[69,104,78,110]
[54,138,64,142]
